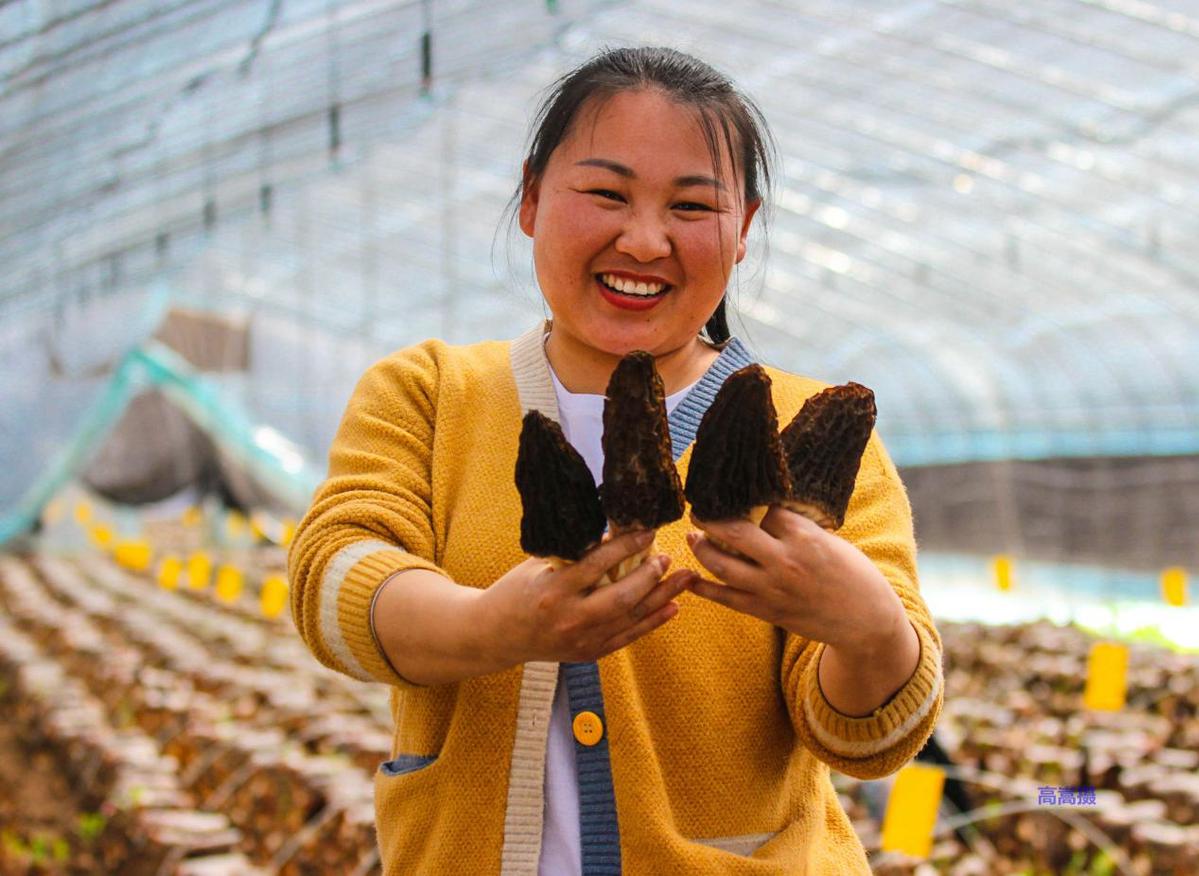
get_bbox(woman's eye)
[587,189,624,202]
[583,190,711,211]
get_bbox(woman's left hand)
[685,505,905,652]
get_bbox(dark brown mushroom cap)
[600,351,685,529]
[683,364,791,521]
[779,382,876,530]
[516,410,606,561]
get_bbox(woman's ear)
[519,160,540,238]
[735,198,762,263]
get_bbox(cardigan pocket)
[374,748,448,873]
[691,830,780,857]
[378,754,438,777]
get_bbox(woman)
[288,46,943,875]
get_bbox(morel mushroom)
[779,382,875,530]
[600,351,685,581]
[684,365,791,554]
[516,411,606,567]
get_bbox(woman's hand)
[480,529,696,666]
[685,506,904,652]
[687,506,924,716]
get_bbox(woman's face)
[519,88,760,362]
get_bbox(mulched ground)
[0,693,104,875]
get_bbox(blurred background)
[2,0,1197,873]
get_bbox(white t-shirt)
[539,355,698,875]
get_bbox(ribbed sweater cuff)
[331,543,444,688]
[800,620,943,766]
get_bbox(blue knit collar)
[667,336,755,462]
[512,321,756,460]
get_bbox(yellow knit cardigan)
[288,322,944,875]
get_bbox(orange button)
[572,711,604,746]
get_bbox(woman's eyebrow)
[575,157,725,191]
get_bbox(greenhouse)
[1,0,1198,873]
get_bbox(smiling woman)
[287,45,944,876]
[519,88,760,395]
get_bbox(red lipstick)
[594,274,670,311]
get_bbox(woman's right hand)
[480,529,695,665]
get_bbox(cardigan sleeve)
[780,433,944,780]
[287,341,449,690]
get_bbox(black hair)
[504,46,777,344]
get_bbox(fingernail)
[686,531,699,546]
[637,530,654,547]
[655,555,669,574]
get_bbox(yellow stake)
[114,540,153,572]
[249,512,268,542]
[181,506,203,527]
[226,511,248,539]
[1084,641,1129,712]
[992,555,1013,591]
[89,525,114,550]
[42,500,66,526]
[187,552,212,591]
[158,556,182,590]
[881,763,945,858]
[73,502,93,525]
[260,575,289,619]
[1161,567,1188,607]
[215,565,244,603]
[281,520,297,547]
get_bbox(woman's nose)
[615,209,672,262]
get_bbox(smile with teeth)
[598,273,671,297]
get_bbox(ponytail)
[704,297,731,344]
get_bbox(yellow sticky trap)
[89,525,114,549]
[187,552,212,591]
[215,565,243,603]
[158,556,182,590]
[181,506,203,527]
[281,519,297,547]
[260,575,289,618]
[74,502,93,525]
[114,540,153,572]
[1084,642,1129,711]
[1161,567,1188,607]
[881,763,945,858]
[992,555,1013,591]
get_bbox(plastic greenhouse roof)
[2,0,1198,525]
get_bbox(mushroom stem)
[543,525,654,588]
[705,505,769,557]
[779,499,836,531]
[603,522,654,585]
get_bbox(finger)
[525,555,559,576]
[760,504,822,540]
[688,512,778,567]
[686,574,759,615]
[596,597,681,655]
[587,553,670,624]
[570,528,654,589]
[628,568,694,621]
[686,530,763,587]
